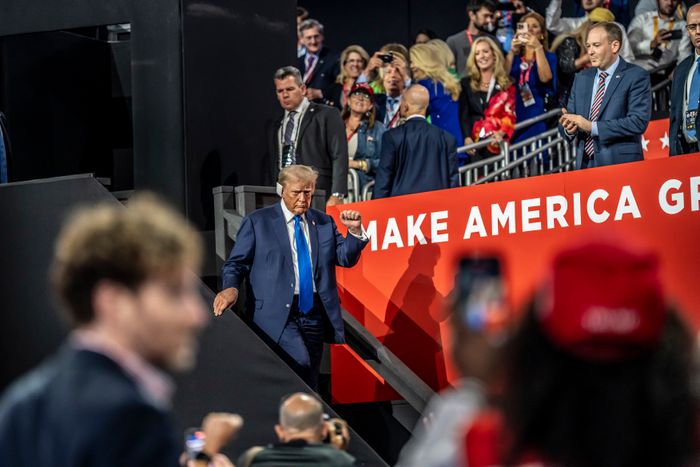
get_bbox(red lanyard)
[518,59,535,87]
[387,109,401,128]
[466,29,474,45]
[346,127,358,142]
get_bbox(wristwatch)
[331,193,346,199]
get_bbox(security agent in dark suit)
[297,19,340,104]
[0,195,240,467]
[670,4,700,156]
[268,66,348,207]
[559,22,651,169]
[214,165,368,389]
[373,84,460,199]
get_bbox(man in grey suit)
[268,66,347,207]
[559,22,651,169]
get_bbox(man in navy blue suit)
[670,4,700,156]
[559,21,651,169]
[214,165,368,389]
[373,84,460,199]
[0,195,240,467]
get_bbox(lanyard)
[653,16,675,49]
[346,125,359,142]
[466,29,474,45]
[518,59,535,87]
[303,55,319,84]
[387,108,401,128]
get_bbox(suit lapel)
[297,104,316,142]
[597,59,626,117]
[306,209,319,277]
[272,204,294,273]
[581,72,594,117]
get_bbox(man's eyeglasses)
[686,23,700,32]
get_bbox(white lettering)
[431,211,449,243]
[614,185,641,220]
[691,176,700,211]
[581,307,640,334]
[491,202,516,235]
[521,198,542,232]
[366,220,378,251]
[573,192,582,226]
[546,195,569,229]
[464,206,487,239]
[659,179,684,215]
[587,189,609,223]
[407,214,428,246]
[381,217,404,250]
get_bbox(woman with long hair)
[459,36,516,164]
[410,43,463,145]
[506,12,556,145]
[329,45,370,110]
[341,84,386,192]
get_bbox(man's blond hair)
[278,165,319,187]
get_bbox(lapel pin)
[312,220,316,225]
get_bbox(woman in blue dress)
[409,43,463,145]
[506,12,557,145]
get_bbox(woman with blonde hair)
[328,45,370,110]
[427,38,458,79]
[410,43,463,144]
[459,36,516,163]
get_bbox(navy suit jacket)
[373,117,459,199]
[0,347,179,467]
[221,203,367,344]
[560,58,651,169]
[669,54,700,156]
[297,46,340,103]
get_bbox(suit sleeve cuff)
[591,121,599,137]
[349,226,369,242]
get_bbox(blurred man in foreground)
[0,195,239,466]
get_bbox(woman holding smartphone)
[506,12,556,146]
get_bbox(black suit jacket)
[0,346,180,467]
[670,54,700,156]
[267,102,348,197]
[298,46,340,103]
[373,117,459,199]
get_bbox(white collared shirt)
[278,98,311,162]
[280,200,316,294]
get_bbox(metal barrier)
[347,168,361,204]
[457,109,576,185]
[649,61,674,116]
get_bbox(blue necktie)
[688,57,700,140]
[294,215,314,313]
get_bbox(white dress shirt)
[278,97,311,160]
[280,200,316,294]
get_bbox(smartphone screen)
[184,427,206,460]
[456,257,509,342]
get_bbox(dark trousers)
[276,294,325,390]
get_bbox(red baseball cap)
[538,241,666,361]
[349,83,374,101]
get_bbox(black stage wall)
[0,176,386,465]
[0,0,293,229]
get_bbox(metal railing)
[458,109,576,185]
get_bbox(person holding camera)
[627,0,691,71]
[237,393,355,467]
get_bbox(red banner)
[329,153,700,404]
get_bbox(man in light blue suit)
[214,165,368,389]
[559,21,651,169]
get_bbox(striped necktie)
[584,71,608,159]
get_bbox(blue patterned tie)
[688,57,700,140]
[294,215,313,313]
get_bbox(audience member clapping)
[297,19,340,104]
[329,45,370,110]
[507,12,556,145]
[342,84,386,193]
[550,7,614,108]
[459,36,515,163]
[410,43,464,144]
[464,241,700,466]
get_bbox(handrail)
[509,128,560,151]
[474,137,564,185]
[458,152,504,174]
[648,60,676,75]
[652,78,671,93]
[348,168,361,203]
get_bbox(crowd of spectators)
[280,0,694,201]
